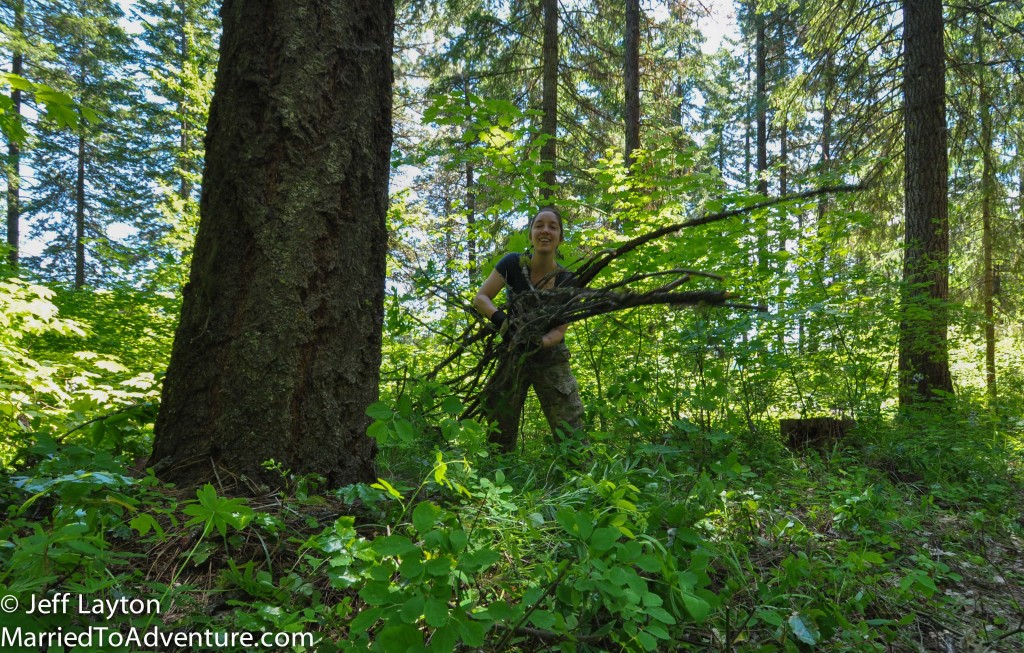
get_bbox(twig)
[53,402,147,444]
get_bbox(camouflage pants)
[482,343,585,453]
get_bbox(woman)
[472,206,585,452]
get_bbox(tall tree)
[753,6,768,197]
[132,0,219,287]
[4,0,23,267]
[974,17,997,403]
[21,0,136,287]
[624,0,640,170]
[151,0,394,488]
[540,0,557,198]
[898,0,954,405]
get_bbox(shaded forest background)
[2,0,1024,651]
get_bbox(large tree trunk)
[151,0,394,489]
[898,0,953,405]
[624,0,640,170]
[540,0,558,198]
[5,0,23,267]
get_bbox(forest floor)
[3,415,1023,652]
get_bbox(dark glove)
[490,309,515,338]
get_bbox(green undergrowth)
[1,399,1022,652]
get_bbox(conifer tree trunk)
[898,0,953,405]
[152,0,394,488]
[75,130,86,288]
[540,0,558,198]
[178,0,191,201]
[754,6,769,277]
[5,0,23,267]
[624,0,640,170]
[977,21,996,404]
[754,9,767,197]
[464,76,476,281]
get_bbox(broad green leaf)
[412,501,440,534]
[681,592,711,622]
[366,401,392,420]
[788,613,820,645]
[424,598,449,627]
[440,396,462,415]
[377,624,422,651]
[374,535,419,557]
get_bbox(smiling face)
[529,209,563,255]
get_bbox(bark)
[978,21,996,403]
[624,0,640,170]
[464,77,476,281]
[898,0,953,405]
[178,0,191,200]
[754,6,769,275]
[540,0,558,198]
[817,53,833,225]
[152,0,394,489]
[673,42,683,126]
[754,9,767,197]
[75,131,86,288]
[5,0,23,267]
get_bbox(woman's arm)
[540,323,569,349]
[475,267,566,347]
[473,269,506,320]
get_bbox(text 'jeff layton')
[25,594,161,618]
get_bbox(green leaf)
[129,513,164,539]
[448,529,468,553]
[368,419,390,441]
[423,598,449,627]
[589,527,620,552]
[371,478,403,500]
[457,618,486,647]
[636,630,658,651]
[359,582,393,606]
[366,402,392,420]
[636,554,662,573]
[429,623,458,653]
[394,418,416,442]
[479,601,517,622]
[400,595,425,624]
[377,624,423,651]
[788,613,820,645]
[440,396,463,415]
[647,606,676,625]
[349,606,383,631]
[529,610,557,629]
[374,535,419,557]
[458,548,501,573]
[681,592,711,622]
[424,557,452,576]
[412,501,440,534]
[399,556,424,580]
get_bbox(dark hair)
[529,205,564,238]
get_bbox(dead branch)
[426,183,863,414]
[571,183,865,288]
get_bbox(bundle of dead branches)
[424,183,864,419]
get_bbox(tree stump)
[780,417,854,451]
